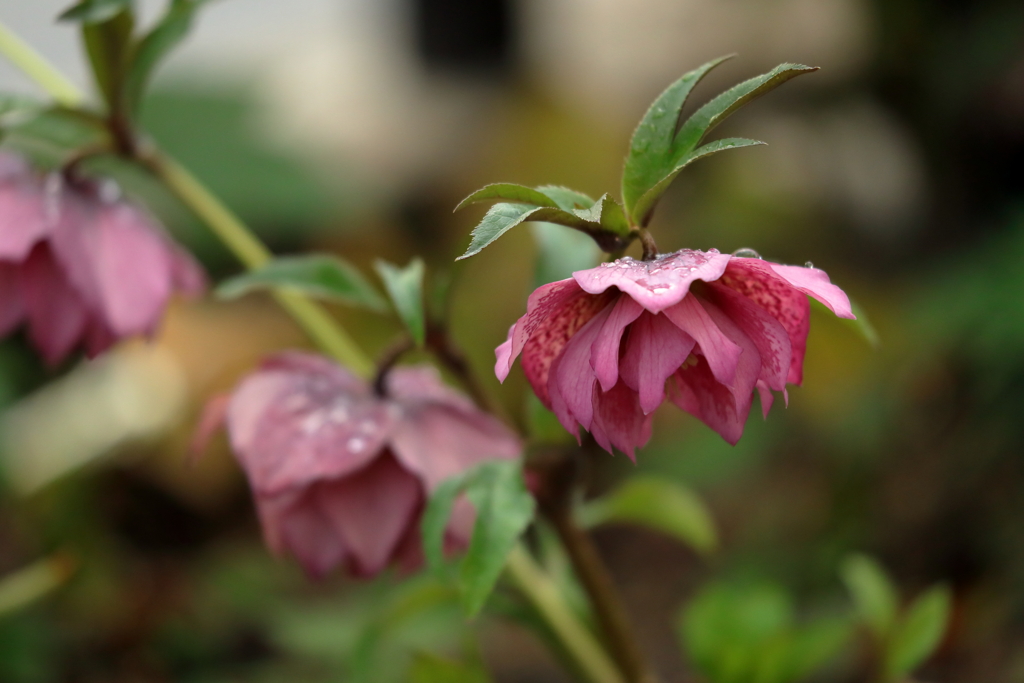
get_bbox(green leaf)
[674,63,818,156]
[422,461,535,618]
[572,193,630,236]
[530,222,600,288]
[840,554,899,639]
[460,461,535,617]
[375,258,427,346]
[810,296,879,349]
[58,0,132,24]
[216,254,387,310]
[455,183,558,211]
[82,9,134,110]
[885,585,951,679]
[535,185,595,211]
[782,619,853,683]
[630,137,765,228]
[579,475,717,555]
[123,0,208,116]
[621,55,732,221]
[409,653,492,683]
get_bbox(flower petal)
[19,245,87,365]
[0,176,49,261]
[548,303,614,436]
[590,295,644,392]
[314,454,422,577]
[718,258,811,385]
[590,381,654,460]
[260,491,347,579]
[0,262,26,336]
[498,277,584,383]
[572,249,732,313]
[769,263,854,319]
[619,311,696,414]
[706,282,791,392]
[662,294,741,387]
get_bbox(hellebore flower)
[221,352,521,578]
[0,152,204,365]
[496,249,854,458]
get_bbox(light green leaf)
[579,475,717,555]
[621,55,732,222]
[810,297,880,349]
[535,185,596,211]
[455,183,558,211]
[216,254,387,310]
[840,554,898,639]
[123,0,209,115]
[885,585,951,679]
[782,619,853,683]
[58,0,132,24]
[375,258,427,346]
[530,222,600,287]
[421,472,470,574]
[674,63,818,157]
[631,137,765,228]
[460,461,535,617]
[409,653,492,683]
[573,193,630,236]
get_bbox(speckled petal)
[662,294,741,387]
[572,250,732,313]
[769,263,854,319]
[589,381,654,460]
[706,282,791,392]
[619,311,696,414]
[548,304,613,436]
[497,278,584,382]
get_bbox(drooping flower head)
[0,152,204,364]
[496,249,854,458]
[219,352,521,578]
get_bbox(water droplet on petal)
[733,248,761,259]
[346,437,366,452]
[708,248,720,254]
[804,261,814,268]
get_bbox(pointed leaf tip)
[455,183,559,212]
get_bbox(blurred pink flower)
[220,352,521,578]
[496,249,854,458]
[0,153,204,364]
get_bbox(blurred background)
[0,0,1022,681]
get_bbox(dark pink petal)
[0,262,25,336]
[669,296,761,444]
[169,245,207,297]
[497,278,585,382]
[706,282,791,392]
[769,263,854,319]
[387,365,477,414]
[619,311,696,414]
[590,295,644,392]
[189,393,231,460]
[589,381,654,460]
[755,379,774,418]
[260,492,347,578]
[572,250,732,313]
[548,304,614,436]
[227,357,394,494]
[0,177,50,261]
[313,454,422,577]
[19,245,87,365]
[390,402,521,491]
[662,294,741,387]
[718,259,811,385]
[51,201,174,337]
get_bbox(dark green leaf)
[421,472,470,574]
[631,137,765,227]
[82,9,134,110]
[840,554,898,639]
[885,585,951,679]
[579,475,717,554]
[572,193,630,236]
[375,258,426,346]
[621,55,732,222]
[455,183,558,211]
[674,63,818,156]
[535,185,595,211]
[530,222,600,287]
[58,0,132,24]
[460,461,535,617]
[216,254,387,310]
[123,0,208,116]
[409,653,492,683]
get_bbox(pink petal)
[572,249,732,313]
[755,379,774,418]
[0,262,26,336]
[260,491,347,578]
[494,325,514,382]
[498,278,585,383]
[18,245,88,365]
[189,393,231,461]
[590,381,654,460]
[389,402,521,491]
[313,454,423,577]
[590,295,643,392]
[548,303,614,436]
[0,178,50,261]
[227,357,394,494]
[619,311,696,414]
[387,365,476,413]
[706,282,791,392]
[717,258,811,385]
[769,263,854,319]
[662,294,741,387]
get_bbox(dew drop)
[733,248,761,259]
[346,437,366,453]
[804,261,814,268]
[652,287,671,294]
[708,248,720,254]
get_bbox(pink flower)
[219,352,522,578]
[496,249,854,458]
[0,153,204,364]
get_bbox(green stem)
[0,23,83,107]
[505,544,625,683]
